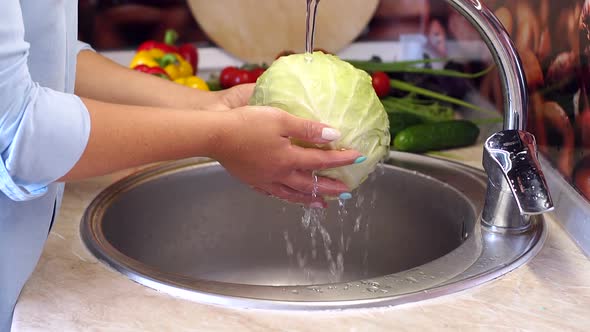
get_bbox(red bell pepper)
[136,29,198,75]
[133,64,171,80]
[177,44,198,74]
[137,40,177,54]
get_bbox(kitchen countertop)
[12,145,590,331]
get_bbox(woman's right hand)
[210,106,362,207]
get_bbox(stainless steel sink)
[80,151,546,310]
[81,0,555,310]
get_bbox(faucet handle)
[483,130,554,215]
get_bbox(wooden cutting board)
[187,0,379,63]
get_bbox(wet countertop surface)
[12,146,590,331]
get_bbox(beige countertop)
[12,146,590,331]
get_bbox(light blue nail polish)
[339,192,352,200]
[354,156,367,164]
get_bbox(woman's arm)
[74,49,241,110]
[58,98,225,181]
[61,99,359,206]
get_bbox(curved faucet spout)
[444,0,553,230]
[444,0,527,130]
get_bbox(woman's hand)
[200,83,256,112]
[211,106,362,207]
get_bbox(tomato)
[220,66,239,89]
[250,68,266,82]
[231,69,252,86]
[371,71,391,98]
[220,66,265,88]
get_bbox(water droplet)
[405,276,418,283]
[306,286,323,293]
[354,215,362,232]
[291,289,299,294]
[366,286,379,293]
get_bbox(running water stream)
[281,0,386,284]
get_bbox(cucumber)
[393,120,480,152]
[387,111,424,138]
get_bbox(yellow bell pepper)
[129,49,165,69]
[174,76,210,91]
[129,50,193,81]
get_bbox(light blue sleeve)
[0,1,91,201]
[75,40,94,55]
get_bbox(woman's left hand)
[199,83,255,111]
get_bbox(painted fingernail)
[354,156,367,164]
[310,202,324,209]
[339,192,352,200]
[321,128,341,141]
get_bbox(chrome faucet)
[445,0,554,231]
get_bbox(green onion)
[346,58,493,78]
[346,58,449,72]
[389,79,499,117]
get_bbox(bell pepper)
[136,29,198,75]
[133,64,171,80]
[129,49,193,80]
[174,76,210,91]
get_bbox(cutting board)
[187,0,379,63]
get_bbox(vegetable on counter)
[371,71,391,98]
[174,76,210,91]
[344,57,501,153]
[393,120,481,153]
[129,49,193,80]
[249,51,390,194]
[129,29,208,90]
[220,66,257,88]
[137,29,198,74]
[209,64,268,90]
[387,111,424,138]
[132,64,170,80]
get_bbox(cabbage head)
[249,51,391,192]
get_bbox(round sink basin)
[81,151,546,310]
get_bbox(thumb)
[222,83,255,108]
[282,114,342,144]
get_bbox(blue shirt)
[0,1,91,330]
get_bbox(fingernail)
[321,128,341,141]
[339,192,352,200]
[310,202,324,209]
[354,156,367,164]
